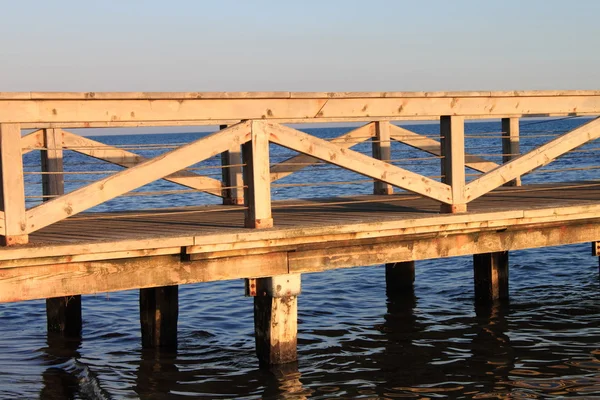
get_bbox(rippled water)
[2,119,600,398]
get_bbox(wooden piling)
[0,123,28,246]
[252,274,300,365]
[40,128,83,336]
[473,252,509,303]
[373,121,394,195]
[440,116,466,213]
[501,118,521,186]
[140,285,178,348]
[242,121,273,229]
[385,261,415,294]
[220,124,245,205]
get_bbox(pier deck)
[2,182,600,303]
[2,90,600,363]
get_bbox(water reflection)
[135,348,180,399]
[40,333,111,399]
[261,362,312,400]
[40,334,82,400]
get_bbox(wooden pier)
[1,90,600,365]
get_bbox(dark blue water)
[2,118,600,399]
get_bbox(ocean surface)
[1,118,600,399]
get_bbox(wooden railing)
[2,91,600,245]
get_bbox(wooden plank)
[372,121,393,195]
[465,117,600,202]
[440,116,466,213]
[21,129,44,154]
[243,121,273,228]
[0,252,289,303]
[220,124,245,205]
[0,123,28,245]
[140,285,178,348]
[2,90,600,100]
[41,128,64,198]
[262,121,452,204]
[62,130,223,197]
[25,121,251,233]
[501,118,521,186]
[270,123,375,182]
[288,220,600,273]
[389,124,499,173]
[2,95,600,124]
[473,251,509,302]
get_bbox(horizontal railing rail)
[1,91,600,246]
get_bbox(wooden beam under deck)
[1,183,600,302]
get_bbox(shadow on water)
[135,348,180,399]
[40,333,111,400]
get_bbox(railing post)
[40,128,83,337]
[220,124,245,205]
[372,121,394,195]
[0,123,28,246]
[440,116,466,213]
[242,121,273,229]
[501,117,521,186]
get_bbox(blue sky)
[1,0,599,92]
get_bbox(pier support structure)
[501,118,522,187]
[473,251,509,303]
[140,285,179,348]
[385,261,415,296]
[220,124,245,206]
[40,128,83,336]
[0,123,28,246]
[247,274,301,365]
[440,116,466,213]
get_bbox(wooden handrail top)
[1,90,600,100]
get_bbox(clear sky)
[1,0,599,92]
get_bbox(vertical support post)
[140,285,178,348]
[473,251,509,303]
[372,121,394,195]
[251,274,301,365]
[592,242,600,275]
[440,116,466,213]
[41,128,83,336]
[242,121,273,229]
[0,123,28,246]
[220,124,245,205]
[501,117,521,186]
[385,261,415,294]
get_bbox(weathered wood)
[385,261,415,293]
[254,292,298,365]
[46,296,82,336]
[140,285,178,348]
[41,128,82,336]
[0,123,28,245]
[62,130,223,197]
[270,123,375,182]
[501,118,521,186]
[41,128,64,199]
[243,121,273,228]
[465,117,600,202]
[263,121,452,204]
[220,124,245,205]
[373,121,393,195]
[25,121,251,234]
[389,124,499,173]
[21,129,44,154]
[2,94,600,125]
[440,116,466,213]
[0,252,289,303]
[287,220,600,273]
[473,252,509,302]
